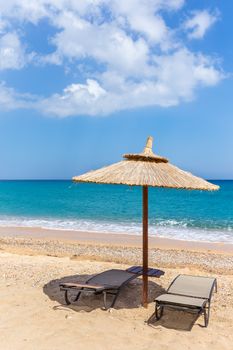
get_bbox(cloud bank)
[0,1,224,117]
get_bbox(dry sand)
[0,228,233,350]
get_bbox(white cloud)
[0,32,29,70]
[184,10,219,39]
[40,79,107,116]
[0,82,37,110]
[0,1,224,116]
[0,17,8,34]
[0,1,49,25]
[0,83,19,109]
[110,1,168,45]
[37,49,223,117]
[49,12,150,78]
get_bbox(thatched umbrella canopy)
[73,136,219,307]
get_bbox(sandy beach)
[0,227,233,350]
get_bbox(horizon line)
[0,179,232,181]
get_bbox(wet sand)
[1,226,233,254]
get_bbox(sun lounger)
[154,274,217,327]
[60,266,164,309]
[60,269,140,309]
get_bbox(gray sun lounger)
[60,266,164,309]
[154,274,217,327]
[60,269,140,310]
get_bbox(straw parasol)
[73,136,219,307]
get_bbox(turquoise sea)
[0,180,232,243]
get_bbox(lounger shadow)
[148,308,200,331]
[43,267,165,311]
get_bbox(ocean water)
[0,180,232,243]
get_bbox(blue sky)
[0,0,232,179]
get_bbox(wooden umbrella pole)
[142,185,148,307]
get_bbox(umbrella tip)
[143,136,153,155]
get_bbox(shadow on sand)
[44,273,204,331]
[43,273,165,312]
[147,308,205,331]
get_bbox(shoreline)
[0,225,233,254]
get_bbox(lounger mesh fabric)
[168,275,216,299]
[156,294,206,308]
[87,269,136,287]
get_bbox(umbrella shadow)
[147,307,204,331]
[43,273,165,312]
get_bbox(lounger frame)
[155,274,217,327]
[60,270,138,310]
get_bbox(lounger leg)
[110,290,120,308]
[155,302,164,320]
[103,292,108,309]
[103,290,120,310]
[64,287,84,305]
[64,290,71,305]
[74,289,83,302]
[204,303,210,327]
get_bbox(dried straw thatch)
[73,136,219,191]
